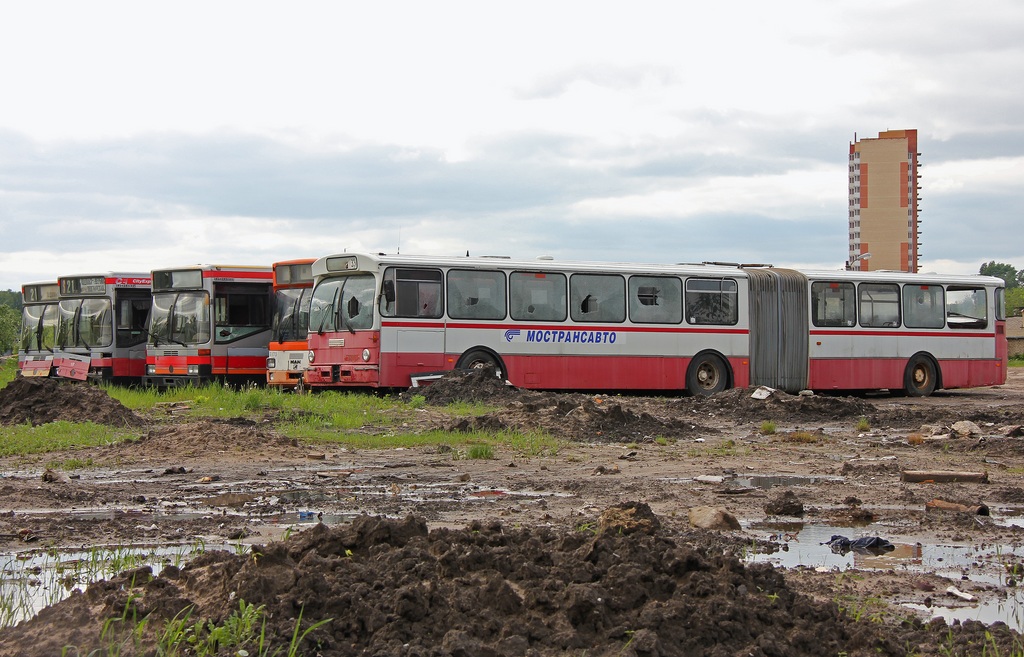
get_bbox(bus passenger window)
[902,285,944,329]
[447,270,506,320]
[629,276,682,324]
[946,286,988,329]
[858,283,900,328]
[382,268,443,319]
[570,274,625,323]
[811,281,856,327]
[685,278,738,325]
[510,271,566,322]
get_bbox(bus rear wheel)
[687,353,728,396]
[904,355,937,397]
[456,350,504,379]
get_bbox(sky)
[1,0,1023,292]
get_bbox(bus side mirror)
[382,280,395,304]
[347,296,360,318]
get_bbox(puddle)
[746,521,1024,631]
[0,542,231,628]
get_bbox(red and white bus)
[304,252,1006,396]
[50,273,152,384]
[144,265,273,388]
[266,258,315,388]
[17,281,60,378]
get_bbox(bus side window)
[946,286,988,329]
[902,284,944,329]
[811,281,856,327]
[385,268,443,319]
[858,283,901,328]
[685,278,738,325]
[570,274,625,323]
[628,276,682,324]
[510,272,567,322]
[447,270,506,320]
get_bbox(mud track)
[2,367,1024,655]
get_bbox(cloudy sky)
[1,0,1022,291]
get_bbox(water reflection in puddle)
[746,521,1024,631]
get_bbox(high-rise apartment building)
[848,129,920,272]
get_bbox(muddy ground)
[3,367,1024,655]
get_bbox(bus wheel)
[457,350,503,379]
[904,355,937,397]
[687,353,728,396]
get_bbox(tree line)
[979,262,1024,315]
[0,290,21,354]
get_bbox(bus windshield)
[273,288,312,342]
[149,291,211,345]
[309,274,376,333]
[20,304,58,351]
[56,299,113,349]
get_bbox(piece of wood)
[901,470,989,484]
[925,498,990,515]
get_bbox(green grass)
[0,357,16,388]
[0,366,560,459]
[0,421,136,458]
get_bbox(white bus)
[51,273,152,384]
[17,281,60,378]
[144,265,273,388]
[304,252,1006,396]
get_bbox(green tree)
[980,261,1019,289]
[0,305,19,354]
[0,289,21,313]
[1006,287,1024,316]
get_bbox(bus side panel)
[807,358,905,390]
[937,359,1005,390]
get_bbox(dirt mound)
[126,418,301,462]
[417,366,521,404]
[0,377,143,427]
[682,387,876,424]
[3,504,1019,657]
[448,393,714,442]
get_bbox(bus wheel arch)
[455,348,506,380]
[686,351,731,396]
[904,353,940,397]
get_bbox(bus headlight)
[187,364,199,375]
[266,357,277,369]
[146,365,155,375]
[307,350,315,364]
[362,348,370,362]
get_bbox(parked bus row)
[17,253,1008,397]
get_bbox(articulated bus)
[305,252,1006,396]
[18,281,60,378]
[51,273,153,384]
[143,265,273,388]
[267,259,315,388]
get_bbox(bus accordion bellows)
[305,252,1007,396]
[18,281,60,378]
[267,259,315,389]
[143,265,273,388]
[49,273,153,384]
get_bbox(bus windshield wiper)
[316,286,341,335]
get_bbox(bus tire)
[687,352,728,396]
[904,354,937,397]
[456,350,504,379]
